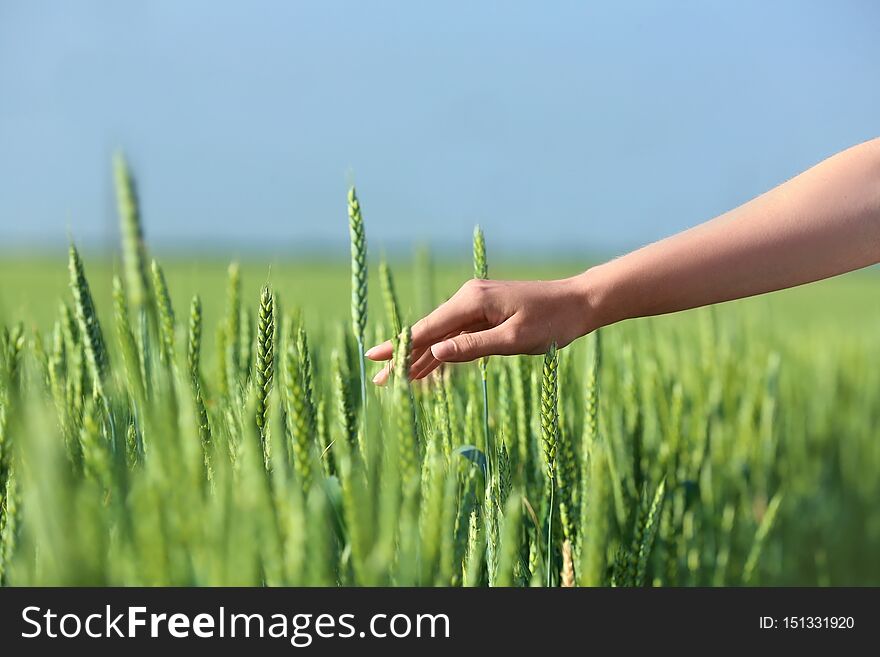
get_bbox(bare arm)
[367,137,880,383]
[590,137,880,327]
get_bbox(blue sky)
[1,1,878,256]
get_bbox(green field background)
[2,251,879,585]
[3,253,879,338]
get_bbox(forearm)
[580,137,880,329]
[368,137,880,372]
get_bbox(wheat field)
[0,157,879,586]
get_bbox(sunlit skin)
[367,137,880,384]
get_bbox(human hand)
[365,275,595,385]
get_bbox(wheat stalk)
[112,155,155,402]
[495,492,523,587]
[225,262,242,391]
[283,316,316,489]
[255,287,276,458]
[472,225,492,469]
[150,260,176,365]
[540,342,558,586]
[47,321,70,439]
[463,509,483,587]
[0,469,18,586]
[113,152,150,311]
[511,357,531,485]
[187,295,202,384]
[79,400,111,488]
[186,295,211,463]
[393,326,418,492]
[68,244,109,398]
[1,325,25,390]
[112,275,145,401]
[59,302,85,427]
[30,329,51,392]
[743,492,783,584]
[634,478,666,586]
[556,429,577,545]
[473,224,488,280]
[578,440,610,586]
[2,324,25,388]
[432,373,453,458]
[331,349,356,449]
[540,344,559,480]
[347,186,368,426]
[379,258,402,340]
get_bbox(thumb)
[430,323,516,362]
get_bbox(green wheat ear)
[112,275,144,401]
[393,325,418,491]
[472,224,492,479]
[634,477,666,586]
[540,341,559,586]
[186,293,211,458]
[473,224,488,280]
[255,285,276,445]
[540,343,559,480]
[348,187,368,346]
[113,152,151,311]
[284,314,317,490]
[379,258,402,339]
[330,349,356,448]
[743,492,784,584]
[187,295,202,384]
[68,244,109,396]
[150,260,176,364]
[347,185,368,436]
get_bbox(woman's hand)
[365,275,597,385]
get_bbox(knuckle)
[412,316,432,337]
[460,279,478,298]
[462,278,490,297]
[458,333,482,356]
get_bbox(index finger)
[365,287,485,361]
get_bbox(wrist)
[564,263,622,334]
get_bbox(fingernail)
[364,346,378,358]
[431,340,455,360]
[372,368,390,386]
